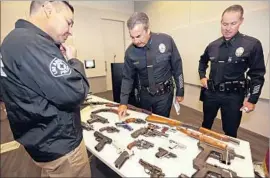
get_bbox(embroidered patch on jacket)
[50,57,71,77]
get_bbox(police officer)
[199,5,266,138]
[0,1,91,177]
[118,12,184,118]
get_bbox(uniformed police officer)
[118,12,184,118]
[0,1,91,177]
[199,5,266,138]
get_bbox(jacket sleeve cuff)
[120,96,129,105]
[176,89,184,97]
[248,96,259,104]
[199,73,206,79]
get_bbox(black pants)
[202,89,245,138]
[139,89,173,117]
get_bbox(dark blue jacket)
[0,19,89,162]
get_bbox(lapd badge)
[50,57,71,77]
[159,43,166,53]
[235,47,244,57]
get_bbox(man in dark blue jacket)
[0,1,90,177]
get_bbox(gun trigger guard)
[144,168,151,175]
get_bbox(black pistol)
[93,131,112,152]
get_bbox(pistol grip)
[155,151,165,158]
[127,142,136,150]
[192,167,208,178]
[87,119,94,124]
[114,151,129,169]
[95,141,105,152]
[131,130,142,138]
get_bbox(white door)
[101,19,125,91]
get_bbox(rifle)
[93,131,112,152]
[127,139,154,150]
[155,147,177,158]
[87,113,109,124]
[105,103,152,115]
[131,126,168,138]
[177,127,231,150]
[99,126,119,133]
[146,115,240,145]
[92,108,129,116]
[82,101,113,106]
[139,159,165,178]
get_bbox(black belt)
[208,80,246,92]
[141,78,174,96]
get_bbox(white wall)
[135,1,269,99]
[135,1,270,138]
[1,1,134,78]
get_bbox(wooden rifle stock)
[146,115,181,126]
[146,115,239,145]
[177,127,227,150]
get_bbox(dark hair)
[222,4,244,18]
[30,1,74,15]
[61,1,74,13]
[127,12,149,31]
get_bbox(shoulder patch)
[50,57,71,77]
[0,52,7,77]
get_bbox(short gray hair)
[127,12,149,30]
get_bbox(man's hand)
[118,104,127,119]
[60,44,77,60]
[240,100,255,113]
[200,78,208,89]
[176,96,184,103]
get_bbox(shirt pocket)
[156,52,171,63]
[225,54,249,74]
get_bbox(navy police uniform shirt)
[120,32,184,105]
[199,32,266,104]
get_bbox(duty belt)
[142,78,174,96]
[208,79,247,93]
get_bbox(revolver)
[155,147,177,158]
[127,139,154,150]
[131,127,168,138]
[99,126,119,133]
[124,118,146,124]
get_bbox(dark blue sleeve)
[19,39,89,109]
